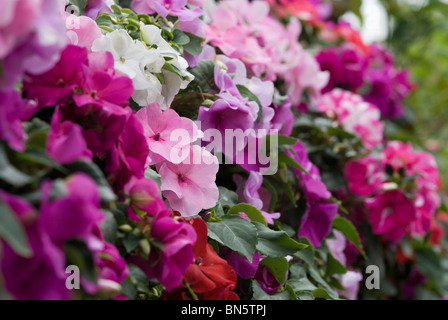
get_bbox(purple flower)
[233,172,280,225]
[287,141,338,247]
[96,242,130,293]
[0,89,37,152]
[254,264,282,295]
[316,44,368,93]
[219,247,260,279]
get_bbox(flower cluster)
[1,0,447,302]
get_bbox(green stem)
[185,282,199,300]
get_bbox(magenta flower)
[0,89,37,152]
[106,113,150,192]
[219,247,260,279]
[97,242,130,293]
[23,45,88,108]
[157,145,219,217]
[136,103,200,165]
[73,50,134,114]
[0,191,72,300]
[131,210,197,291]
[366,190,417,242]
[40,174,105,244]
[316,44,368,93]
[124,176,166,221]
[47,107,93,164]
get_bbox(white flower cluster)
[92,25,194,109]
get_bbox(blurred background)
[332,0,448,192]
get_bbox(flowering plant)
[1,0,447,301]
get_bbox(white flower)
[92,27,194,109]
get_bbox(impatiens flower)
[0,0,67,89]
[47,107,93,164]
[157,145,219,217]
[106,113,150,192]
[124,176,165,221]
[339,271,363,300]
[205,0,328,106]
[40,174,105,244]
[131,210,197,291]
[219,247,260,280]
[162,217,239,300]
[266,0,332,22]
[65,14,102,50]
[254,263,283,295]
[326,230,347,266]
[136,103,200,165]
[316,89,385,149]
[23,45,88,108]
[83,0,114,19]
[287,141,338,247]
[73,50,134,114]
[233,172,280,225]
[92,27,193,109]
[0,191,71,300]
[316,45,368,94]
[96,242,130,296]
[0,89,37,152]
[344,155,384,197]
[366,189,417,242]
[363,43,414,119]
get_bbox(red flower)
[163,217,239,300]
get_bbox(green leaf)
[308,266,339,300]
[262,178,278,213]
[217,186,238,208]
[100,210,118,244]
[332,216,367,259]
[228,203,267,226]
[295,237,315,266]
[144,167,162,189]
[65,239,97,283]
[236,84,263,122]
[260,257,289,284]
[183,33,204,56]
[326,251,347,277]
[253,222,308,258]
[207,215,258,262]
[173,29,190,45]
[278,151,309,175]
[188,60,214,93]
[0,198,32,258]
[0,144,32,187]
[251,281,290,300]
[64,160,116,203]
[266,134,299,147]
[123,234,140,253]
[312,288,335,300]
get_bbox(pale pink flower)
[157,145,219,217]
[136,103,200,166]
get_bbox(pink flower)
[157,145,219,217]
[339,271,363,300]
[136,103,200,165]
[344,155,384,197]
[96,242,129,293]
[131,211,197,291]
[317,89,384,149]
[124,176,166,221]
[366,190,417,242]
[65,14,102,50]
[47,107,93,164]
[0,89,37,152]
